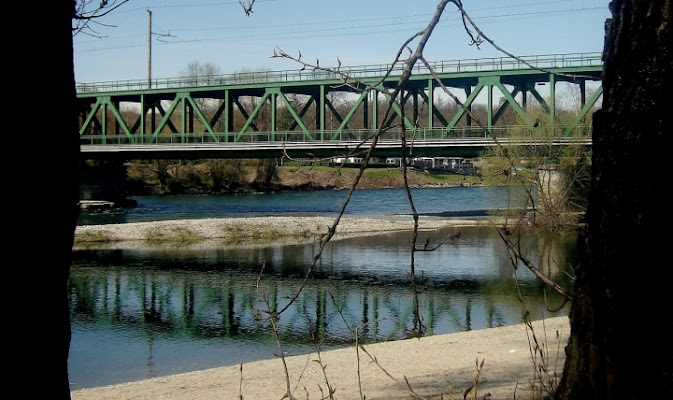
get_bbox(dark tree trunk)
[252,158,277,192]
[556,1,672,398]
[11,0,80,398]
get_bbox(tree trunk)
[253,159,277,192]
[556,1,672,398]
[11,0,80,397]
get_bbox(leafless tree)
[72,0,130,36]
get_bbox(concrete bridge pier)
[79,160,136,210]
[538,166,567,210]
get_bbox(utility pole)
[147,9,152,89]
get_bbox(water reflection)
[68,226,577,390]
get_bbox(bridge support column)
[538,166,566,210]
[79,160,136,209]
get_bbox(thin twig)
[302,303,336,400]
[493,222,574,301]
[272,0,454,318]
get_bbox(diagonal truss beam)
[564,85,603,136]
[275,89,313,140]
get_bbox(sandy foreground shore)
[72,214,566,400]
[71,317,569,400]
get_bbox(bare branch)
[454,1,596,79]
[72,0,130,36]
[494,225,574,301]
[238,0,256,16]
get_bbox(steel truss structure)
[77,52,602,157]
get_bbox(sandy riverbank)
[74,214,511,250]
[70,316,569,400]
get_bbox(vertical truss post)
[487,82,493,133]
[149,100,156,137]
[101,102,108,143]
[180,97,187,143]
[270,91,276,141]
[550,74,556,134]
[371,89,378,134]
[185,103,196,138]
[580,80,587,124]
[113,100,121,137]
[140,94,146,142]
[319,85,325,140]
[225,90,232,142]
[427,79,434,130]
[412,89,419,129]
[314,95,320,138]
[363,91,369,130]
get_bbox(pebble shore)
[74,215,501,250]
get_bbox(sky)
[73,0,611,84]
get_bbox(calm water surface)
[77,186,527,225]
[70,186,574,390]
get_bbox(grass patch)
[144,227,204,245]
[74,230,113,244]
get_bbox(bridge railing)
[76,52,602,93]
[80,125,592,146]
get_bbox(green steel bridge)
[77,52,602,160]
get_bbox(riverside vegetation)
[77,155,588,247]
[121,158,493,195]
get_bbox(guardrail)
[76,52,602,93]
[80,125,592,146]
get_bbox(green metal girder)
[330,90,369,140]
[564,85,603,136]
[79,96,133,141]
[152,97,181,140]
[209,95,227,137]
[379,90,416,131]
[270,91,276,139]
[233,98,257,132]
[446,79,487,132]
[79,97,103,136]
[319,85,326,136]
[275,89,312,139]
[182,94,218,141]
[236,91,272,141]
[493,86,522,124]
[288,94,316,131]
[420,81,451,129]
[494,81,530,126]
[77,60,603,145]
[324,96,346,129]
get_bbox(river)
[69,186,577,390]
